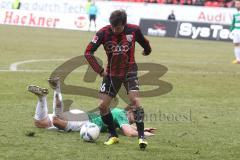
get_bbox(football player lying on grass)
[27,77,156,138]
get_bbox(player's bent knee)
[34,120,42,128]
[52,117,67,130]
[98,100,111,115]
[130,97,140,106]
[34,119,51,128]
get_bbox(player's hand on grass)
[144,131,154,137]
[144,128,156,133]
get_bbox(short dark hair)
[109,10,127,27]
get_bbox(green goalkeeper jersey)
[87,108,129,132]
[231,11,240,31]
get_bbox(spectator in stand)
[192,0,205,6]
[224,0,234,7]
[165,0,174,4]
[111,0,234,8]
[167,10,176,21]
[144,0,159,3]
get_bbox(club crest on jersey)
[126,35,133,42]
[92,36,98,43]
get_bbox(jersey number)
[100,83,106,92]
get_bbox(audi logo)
[104,41,131,54]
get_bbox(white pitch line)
[9,59,67,71]
[0,69,240,75]
[5,69,86,73]
[0,59,238,75]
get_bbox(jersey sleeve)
[113,109,130,128]
[84,31,104,75]
[135,27,152,55]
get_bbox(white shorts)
[47,109,90,132]
[48,109,89,122]
[232,29,240,44]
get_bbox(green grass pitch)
[0,25,240,160]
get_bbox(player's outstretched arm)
[121,125,155,137]
[121,125,138,137]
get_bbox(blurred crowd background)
[100,0,234,8]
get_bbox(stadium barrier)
[0,0,236,25]
[0,9,90,30]
[0,0,234,42]
[0,9,232,42]
[139,19,232,41]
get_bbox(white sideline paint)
[1,68,240,75]
[9,59,67,71]
[1,69,240,75]
[0,59,239,75]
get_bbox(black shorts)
[89,15,96,21]
[99,74,139,97]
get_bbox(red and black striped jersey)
[84,24,152,78]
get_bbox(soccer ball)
[80,122,100,142]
